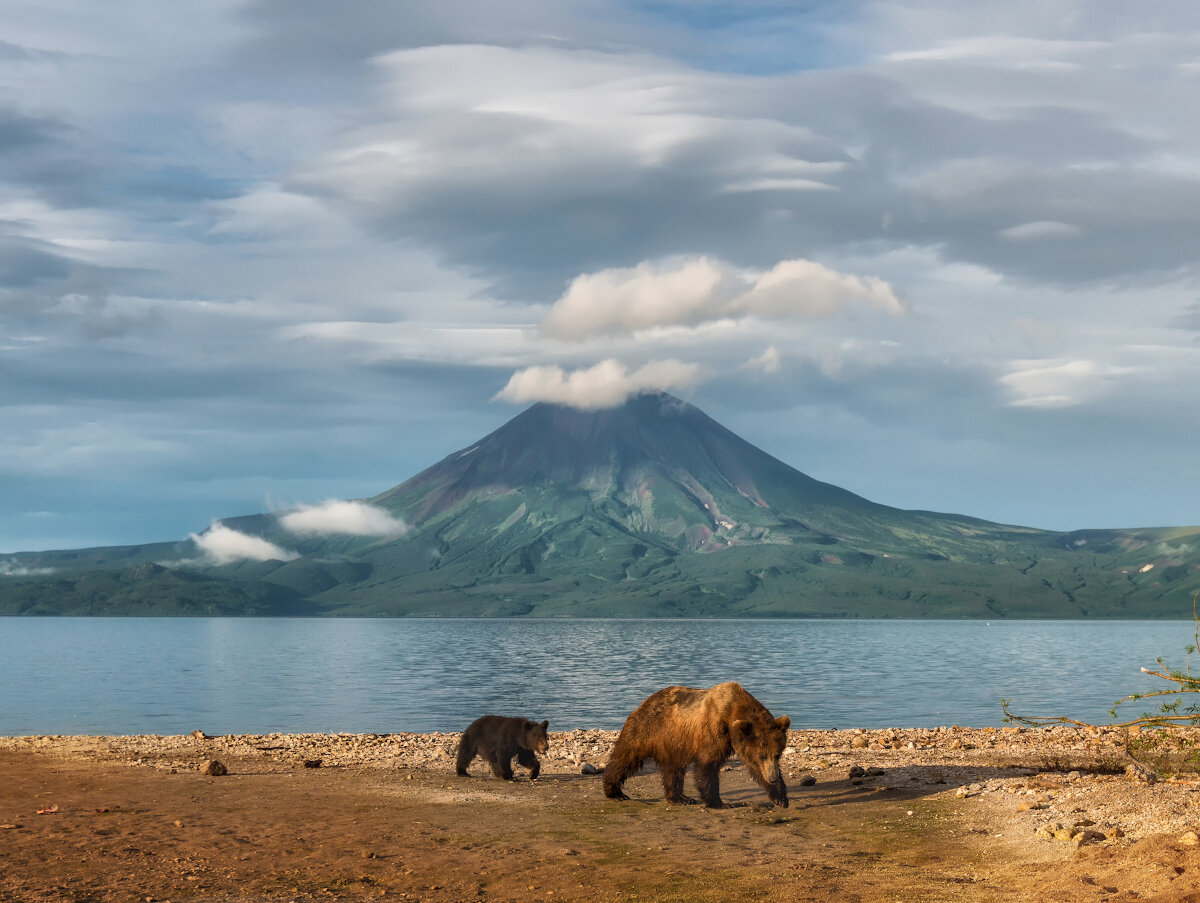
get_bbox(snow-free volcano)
[3,393,1199,616]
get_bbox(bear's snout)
[768,778,789,808]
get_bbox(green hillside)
[2,394,1198,617]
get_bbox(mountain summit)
[3,393,1199,616]
[375,392,883,551]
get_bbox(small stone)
[581,762,601,775]
[202,760,228,777]
[799,774,817,786]
[1066,771,1082,782]
[851,736,868,749]
[848,765,866,778]
[303,759,322,768]
[1125,763,1157,784]
[1181,831,1200,846]
[1017,801,1047,812]
[1106,826,1125,840]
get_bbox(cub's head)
[731,712,791,807]
[522,719,550,754]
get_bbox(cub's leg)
[455,733,478,777]
[516,746,541,780]
[489,753,516,781]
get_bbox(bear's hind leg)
[659,762,697,805]
[516,746,541,780]
[455,736,477,777]
[694,762,723,808]
[602,744,643,800]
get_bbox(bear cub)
[455,715,550,780]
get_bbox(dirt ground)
[4,728,1200,902]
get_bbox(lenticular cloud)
[277,500,408,537]
[190,523,300,565]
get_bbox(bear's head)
[731,711,791,807]
[522,719,550,754]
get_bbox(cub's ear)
[541,720,549,730]
[732,719,755,737]
[776,716,791,731]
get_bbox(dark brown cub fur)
[603,682,790,808]
[455,715,550,780]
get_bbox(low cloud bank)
[0,560,55,577]
[494,359,702,410]
[277,500,408,537]
[190,523,300,565]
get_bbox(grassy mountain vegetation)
[2,394,1198,617]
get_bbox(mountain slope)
[2,393,1199,616]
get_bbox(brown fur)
[603,682,790,808]
[455,715,549,780]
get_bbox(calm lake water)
[0,618,1194,736]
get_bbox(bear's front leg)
[489,756,516,780]
[516,747,541,780]
[694,762,723,808]
[659,763,697,804]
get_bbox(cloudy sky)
[3,1,1199,553]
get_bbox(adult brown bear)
[455,715,549,780]
[603,682,790,808]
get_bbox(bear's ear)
[776,715,791,732]
[541,720,549,730]
[732,719,754,738]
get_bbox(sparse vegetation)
[1004,593,1200,730]
[1003,593,1200,772]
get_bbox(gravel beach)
[4,726,1200,901]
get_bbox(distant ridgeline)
[3,394,1199,617]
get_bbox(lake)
[0,618,1194,736]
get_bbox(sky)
[2,0,1200,553]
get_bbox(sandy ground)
[4,726,1200,902]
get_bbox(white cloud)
[0,560,55,577]
[494,359,703,409]
[741,346,782,374]
[998,359,1135,408]
[540,256,905,341]
[541,257,733,340]
[278,499,408,537]
[999,220,1083,241]
[735,259,906,319]
[189,522,299,565]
